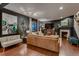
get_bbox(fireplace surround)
[60,29,70,40]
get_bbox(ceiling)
[4,3,79,21]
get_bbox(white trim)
[29,17,32,32]
[60,29,70,40]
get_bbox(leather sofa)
[27,33,60,53]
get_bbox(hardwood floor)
[0,43,27,56]
[27,44,59,56]
[0,38,79,56]
[59,38,79,56]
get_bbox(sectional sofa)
[27,33,60,53]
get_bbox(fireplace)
[62,32,68,39]
[60,29,70,40]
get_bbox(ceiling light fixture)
[19,7,25,12]
[38,18,52,21]
[27,8,34,12]
[27,12,33,15]
[33,12,38,16]
[33,11,44,17]
[60,16,63,19]
[59,6,63,10]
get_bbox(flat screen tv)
[2,13,17,35]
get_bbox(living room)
[0,3,79,56]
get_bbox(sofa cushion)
[1,37,8,43]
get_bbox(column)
[29,17,32,32]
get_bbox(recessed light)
[27,8,34,11]
[38,18,52,21]
[28,12,33,15]
[19,7,25,12]
[33,12,38,16]
[59,6,63,10]
[60,17,63,19]
[33,12,44,17]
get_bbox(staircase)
[74,19,79,39]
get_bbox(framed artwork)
[2,13,17,35]
[61,18,68,26]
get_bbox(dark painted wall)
[51,16,78,38]
[17,15,29,38]
[0,8,39,38]
[0,10,2,36]
[0,8,30,37]
[52,16,74,29]
[50,16,77,37]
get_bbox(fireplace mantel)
[60,29,70,40]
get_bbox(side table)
[23,37,27,43]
